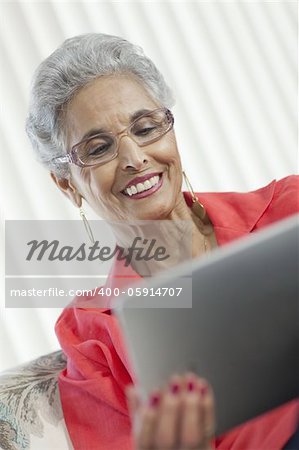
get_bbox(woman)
[23,33,298,449]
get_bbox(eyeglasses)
[52,108,174,168]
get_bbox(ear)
[50,172,83,208]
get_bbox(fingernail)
[171,383,180,395]
[187,381,195,392]
[200,384,208,396]
[149,394,160,407]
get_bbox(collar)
[184,180,276,245]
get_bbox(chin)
[132,205,171,221]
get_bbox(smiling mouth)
[122,173,163,198]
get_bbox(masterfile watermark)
[26,237,169,266]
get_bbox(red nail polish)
[171,383,180,394]
[149,394,160,407]
[200,384,208,396]
[187,381,194,392]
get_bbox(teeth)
[136,183,144,193]
[124,175,160,196]
[144,180,151,190]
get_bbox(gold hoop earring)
[79,207,95,244]
[182,171,207,221]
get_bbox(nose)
[117,135,149,171]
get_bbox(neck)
[110,193,214,276]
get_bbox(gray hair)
[26,33,175,178]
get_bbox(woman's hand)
[126,373,215,450]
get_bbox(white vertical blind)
[0,0,297,371]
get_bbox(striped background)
[0,0,297,370]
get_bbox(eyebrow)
[76,108,154,144]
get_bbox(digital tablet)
[114,214,299,435]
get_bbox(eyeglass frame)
[52,107,174,168]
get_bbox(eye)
[132,117,162,137]
[83,135,114,158]
[88,143,111,156]
[134,125,158,136]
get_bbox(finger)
[200,380,216,448]
[154,377,183,448]
[126,384,142,418]
[137,392,160,449]
[180,374,205,449]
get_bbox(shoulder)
[198,175,298,233]
[258,175,299,225]
[0,351,71,450]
